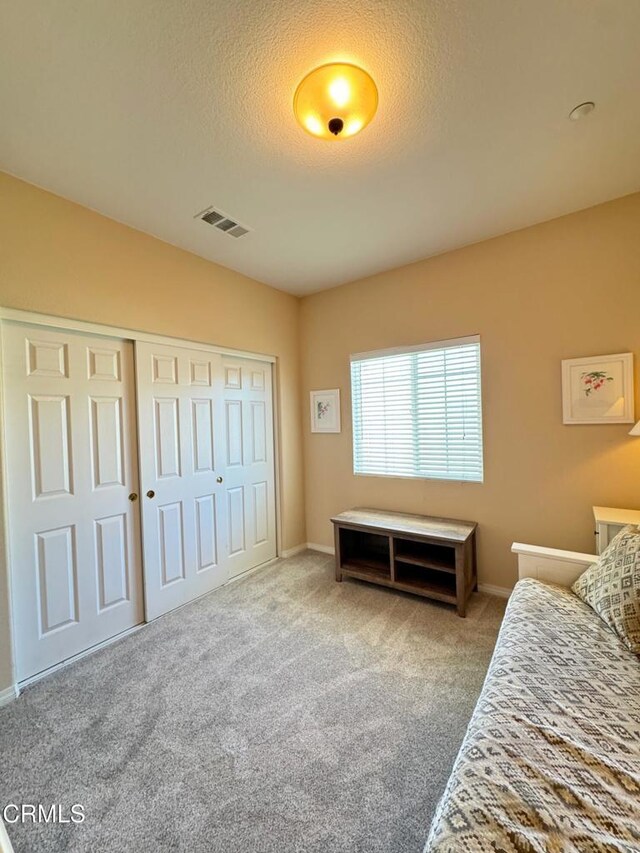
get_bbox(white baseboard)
[249,542,514,598]
[281,543,308,558]
[281,543,335,557]
[0,684,19,707]
[305,543,512,598]
[306,542,335,555]
[478,583,512,599]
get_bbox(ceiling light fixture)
[569,101,595,121]
[294,63,378,140]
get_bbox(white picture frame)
[562,352,634,424]
[310,389,341,433]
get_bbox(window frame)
[350,335,484,483]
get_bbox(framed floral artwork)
[562,353,634,424]
[310,389,341,433]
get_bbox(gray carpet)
[0,551,506,853]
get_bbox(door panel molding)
[36,524,78,634]
[195,494,218,572]
[95,513,130,611]
[89,396,125,489]
[158,501,186,587]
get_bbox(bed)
[425,573,640,852]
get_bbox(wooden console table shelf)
[331,508,478,617]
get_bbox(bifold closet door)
[135,342,229,620]
[2,323,144,681]
[221,356,276,578]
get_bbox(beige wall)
[300,192,640,590]
[0,172,306,691]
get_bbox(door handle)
[128,493,138,502]
[146,490,156,499]
[216,476,223,484]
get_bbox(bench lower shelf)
[341,565,458,605]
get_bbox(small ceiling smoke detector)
[569,102,595,121]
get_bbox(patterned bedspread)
[425,579,640,852]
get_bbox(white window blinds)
[350,337,483,482]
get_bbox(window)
[350,336,483,482]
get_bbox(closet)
[2,320,276,681]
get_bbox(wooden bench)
[331,508,477,617]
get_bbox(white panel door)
[2,323,143,681]
[136,342,229,619]
[222,357,276,578]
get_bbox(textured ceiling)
[1,0,640,295]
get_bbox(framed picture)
[562,353,635,424]
[310,389,341,433]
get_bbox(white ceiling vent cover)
[195,206,251,238]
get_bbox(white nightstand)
[593,506,640,554]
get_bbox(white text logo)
[2,804,85,824]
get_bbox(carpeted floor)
[0,550,506,853]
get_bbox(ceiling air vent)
[195,206,251,239]
[202,210,224,226]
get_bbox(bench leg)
[455,545,467,617]
[472,535,478,592]
[334,524,343,581]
